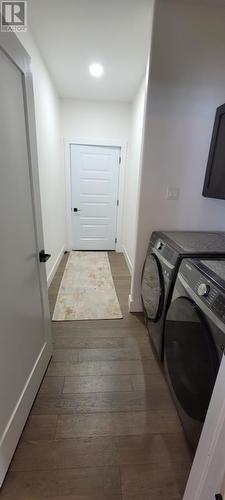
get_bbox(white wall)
[131,0,225,309]
[122,77,147,272]
[16,30,66,284]
[62,99,131,141]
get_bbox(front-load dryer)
[164,258,225,450]
[141,231,225,361]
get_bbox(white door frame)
[64,137,127,252]
[183,355,225,500]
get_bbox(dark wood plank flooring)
[0,252,192,499]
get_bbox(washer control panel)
[153,240,178,269]
[156,240,163,251]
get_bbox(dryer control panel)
[194,276,218,308]
[179,260,225,322]
[212,294,225,320]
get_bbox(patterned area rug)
[52,251,123,321]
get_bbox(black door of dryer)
[141,253,165,322]
[164,296,219,451]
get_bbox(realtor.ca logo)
[1,1,27,32]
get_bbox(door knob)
[39,250,51,263]
[73,208,81,212]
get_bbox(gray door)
[0,32,52,485]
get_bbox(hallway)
[1,253,192,499]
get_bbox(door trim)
[64,137,127,252]
[183,356,225,500]
[0,27,52,485]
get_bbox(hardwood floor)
[0,252,192,499]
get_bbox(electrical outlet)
[167,187,180,200]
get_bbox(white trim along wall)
[64,137,127,253]
[47,245,66,287]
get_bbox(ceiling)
[28,0,152,102]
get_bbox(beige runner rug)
[52,251,123,321]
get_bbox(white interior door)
[0,33,52,485]
[70,144,120,250]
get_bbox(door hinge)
[115,237,117,244]
[117,199,119,206]
[119,156,121,164]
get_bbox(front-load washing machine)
[164,258,225,450]
[141,231,225,361]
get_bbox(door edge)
[0,340,52,486]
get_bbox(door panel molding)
[64,137,127,252]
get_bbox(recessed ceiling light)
[89,63,104,78]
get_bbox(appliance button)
[197,283,210,297]
[156,240,163,251]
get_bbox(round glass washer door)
[141,253,164,322]
[165,296,219,422]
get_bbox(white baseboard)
[122,245,133,275]
[115,244,122,253]
[128,294,143,313]
[0,341,52,486]
[47,245,66,288]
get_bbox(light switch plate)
[167,187,180,200]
